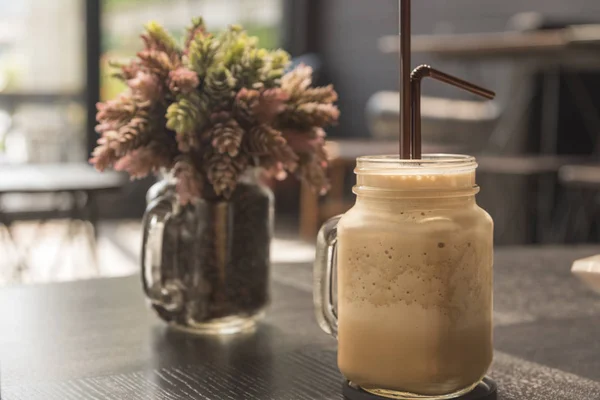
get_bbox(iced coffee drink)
[315,155,493,399]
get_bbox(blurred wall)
[316,0,600,139]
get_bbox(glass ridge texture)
[315,155,494,399]
[142,170,273,335]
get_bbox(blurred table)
[1,246,600,399]
[0,91,83,108]
[0,163,124,194]
[0,163,125,279]
[379,27,600,65]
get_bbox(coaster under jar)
[342,377,497,400]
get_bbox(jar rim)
[355,154,476,174]
[356,154,475,165]
[353,154,478,197]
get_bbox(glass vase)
[142,169,273,335]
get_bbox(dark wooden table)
[2,247,600,399]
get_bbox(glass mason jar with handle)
[142,168,273,335]
[314,155,494,400]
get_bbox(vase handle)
[314,215,342,338]
[141,194,184,312]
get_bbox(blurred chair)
[366,91,500,153]
[556,165,600,243]
[476,155,589,245]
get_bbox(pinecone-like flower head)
[128,71,162,101]
[96,94,136,125]
[255,88,288,124]
[234,87,288,126]
[234,88,260,125]
[166,91,208,152]
[113,146,164,179]
[247,124,298,171]
[281,64,313,96]
[184,17,207,51]
[187,32,217,79]
[205,112,244,157]
[168,67,200,95]
[288,103,340,129]
[142,21,181,60]
[137,50,174,79]
[205,152,247,198]
[111,60,141,82]
[204,66,236,108]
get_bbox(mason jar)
[314,155,493,399]
[142,169,273,335]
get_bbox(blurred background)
[2,0,600,284]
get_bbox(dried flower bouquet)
[91,18,339,203]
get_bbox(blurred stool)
[556,164,600,243]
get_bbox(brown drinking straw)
[410,65,496,159]
[399,0,412,159]
[398,0,496,159]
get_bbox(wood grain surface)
[1,247,600,399]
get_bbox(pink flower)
[168,67,199,94]
[128,71,161,101]
[255,88,289,124]
[96,93,135,122]
[113,148,156,179]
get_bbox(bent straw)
[410,65,496,159]
[397,1,495,159]
[399,0,412,159]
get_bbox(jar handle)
[141,194,184,312]
[314,215,342,338]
